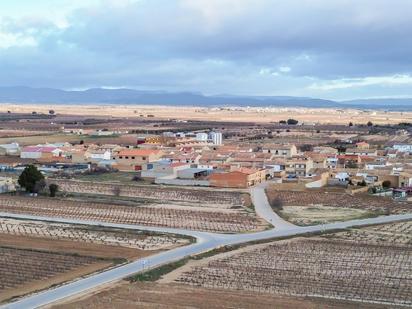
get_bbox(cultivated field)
[0,218,189,251]
[0,247,110,303]
[51,179,247,208]
[266,189,412,225]
[0,196,266,233]
[327,221,412,247]
[169,238,412,307]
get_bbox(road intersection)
[2,185,412,308]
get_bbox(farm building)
[20,146,63,160]
[113,149,164,171]
[141,161,191,179]
[208,168,266,188]
[0,143,21,156]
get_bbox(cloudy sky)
[1,0,412,100]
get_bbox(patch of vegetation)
[49,183,59,197]
[127,258,189,282]
[74,171,137,183]
[287,118,299,125]
[382,180,392,189]
[18,165,45,193]
[268,196,284,211]
[192,245,236,260]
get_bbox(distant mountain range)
[1,86,412,111]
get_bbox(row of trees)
[18,165,58,197]
[348,121,373,127]
[279,119,299,125]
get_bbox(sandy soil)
[2,103,412,124]
[51,281,388,309]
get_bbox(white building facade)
[209,132,223,145]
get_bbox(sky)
[1,0,412,101]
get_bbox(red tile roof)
[118,149,161,156]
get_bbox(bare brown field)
[0,129,51,138]
[1,103,412,124]
[0,196,266,233]
[169,238,412,307]
[0,134,85,146]
[0,234,150,261]
[51,281,384,309]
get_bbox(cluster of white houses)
[2,138,412,190]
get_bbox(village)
[0,118,411,198]
[3,1,412,307]
[0,112,411,308]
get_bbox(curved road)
[2,186,412,309]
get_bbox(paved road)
[2,188,412,309]
[251,183,297,229]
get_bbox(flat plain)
[2,103,412,124]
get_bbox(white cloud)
[259,66,291,76]
[308,74,412,91]
[2,0,412,100]
[0,31,37,48]
[279,66,291,73]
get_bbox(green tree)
[18,165,45,193]
[270,197,284,211]
[382,180,391,189]
[49,183,59,197]
[287,118,299,125]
